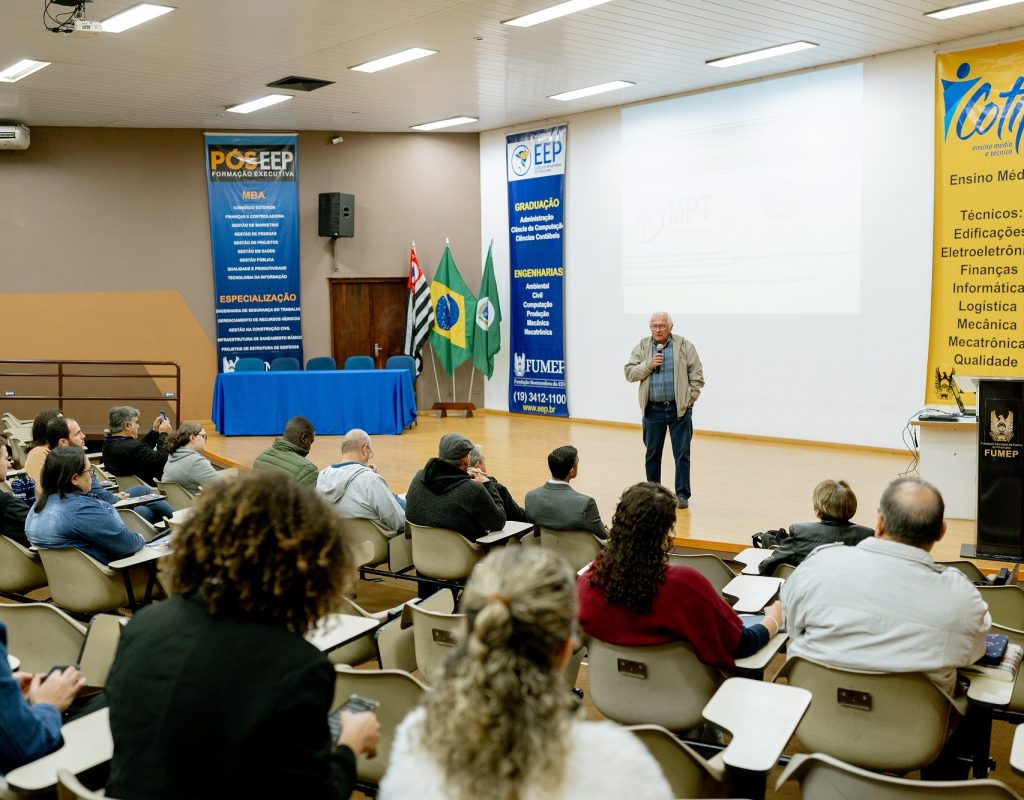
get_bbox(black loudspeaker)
[318,192,355,238]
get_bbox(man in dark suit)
[525,445,607,539]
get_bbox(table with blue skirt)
[212,369,417,435]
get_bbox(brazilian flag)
[429,245,476,375]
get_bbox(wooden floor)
[203,411,987,568]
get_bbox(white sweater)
[378,708,672,800]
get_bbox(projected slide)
[622,65,864,314]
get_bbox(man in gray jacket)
[525,445,607,539]
[624,311,704,509]
[316,429,405,534]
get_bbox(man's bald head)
[341,429,371,463]
[877,477,945,548]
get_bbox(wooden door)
[329,278,408,369]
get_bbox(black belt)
[647,400,676,407]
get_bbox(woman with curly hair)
[104,471,380,800]
[578,482,782,667]
[380,547,671,800]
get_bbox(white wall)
[480,40,990,450]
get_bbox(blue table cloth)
[212,369,416,436]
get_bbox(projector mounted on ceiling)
[44,0,103,34]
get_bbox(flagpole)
[443,237,456,402]
[430,346,442,403]
[467,240,490,406]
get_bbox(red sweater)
[577,564,743,668]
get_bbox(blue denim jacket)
[25,491,144,565]
[0,623,63,775]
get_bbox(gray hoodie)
[161,449,220,494]
[316,462,405,534]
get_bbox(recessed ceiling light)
[503,0,612,28]
[0,59,51,83]
[411,116,478,131]
[226,94,293,114]
[350,48,437,73]
[925,0,1024,18]
[549,80,634,101]
[101,3,174,33]
[706,41,818,68]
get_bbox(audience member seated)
[252,415,318,486]
[379,547,672,800]
[578,482,781,668]
[25,446,144,565]
[0,434,29,546]
[160,422,221,493]
[21,409,62,485]
[48,416,173,524]
[0,623,85,775]
[782,476,991,696]
[525,445,608,539]
[104,472,380,800]
[758,478,873,575]
[316,429,405,533]
[406,433,506,541]
[468,444,530,523]
[101,405,173,485]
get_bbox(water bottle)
[10,474,35,507]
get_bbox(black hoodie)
[405,458,506,541]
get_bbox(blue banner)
[506,126,568,416]
[204,133,302,372]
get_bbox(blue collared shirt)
[648,339,675,403]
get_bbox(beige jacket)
[624,333,704,417]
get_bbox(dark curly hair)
[589,482,676,614]
[163,471,352,633]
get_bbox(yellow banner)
[928,41,1024,405]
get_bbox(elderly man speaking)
[624,312,704,509]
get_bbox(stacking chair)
[538,527,604,572]
[269,357,300,371]
[587,639,722,732]
[375,589,456,672]
[1,413,29,428]
[343,355,375,370]
[155,480,196,511]
[342,517,413,579]
[233,357,266,372]
[35,548,137,616]
[0,602,86,673]
[306,356,337,371]
[668,553,737,594]
[777,752,1023,800]
[0,534,47,598]
[408,522,483,589]
[77,614,125,689]
[775,656,964,773]
[7,437,27,469]
[332,665,427,787]
[408,602,467,684]
[627,725,726,799]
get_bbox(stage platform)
[200,411,994,571]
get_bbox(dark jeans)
[643,401,692,501]
[125,485,174,522]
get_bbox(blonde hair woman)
[379,547,671,800]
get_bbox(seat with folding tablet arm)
[0,534,47,597]
[116,507,168,544]
[775,656,965,774]
[626,725,726,799]
[0,603,86,674]
[343,517,413,581]
[667,553,737,594]
[777,752,1023,800]
[538,527,604,572]
[373,589,455,673]
[407,522,483,589]
[408,602,466,685]
[57,768,119,800]
[35,548,147,616]
[155,480,196,511]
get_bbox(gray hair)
[108,405,140,433]
[649,311,674,327]
[468,445,484,469]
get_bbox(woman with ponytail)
[379,547,671,800]
[578,481,782,668]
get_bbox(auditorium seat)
[305,356,337,371]
[538,526,604,572]
[0,603,86,674]
[626,725,725,799]
[668,553,737,594]
[407,523,482,589]
[269,357,300,371]
[57,768,117,800]
[408,603,466,684]
[342,517,413,580]
[0,534,47,597]
[155,480,196,511]
[344,355,375,370]
[77,614,125,690]
[374,589,455,672]
[233,357,266,372]
[939,560,989,584]
[35,548,140,616]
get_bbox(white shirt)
[379,708,672,800]
[782,537,991,694]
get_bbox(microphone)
[654,343,664,373]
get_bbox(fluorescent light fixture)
[350,47,437,73]
[101,3,174,33]
[226,94,293,114]
[503,0,612,28]
[706,41,818,68]
[925,0,1024,19]
[411,116,478,131]
[549,80,634,101]
[0,59,51,83]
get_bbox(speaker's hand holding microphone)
[652,343,665,373]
